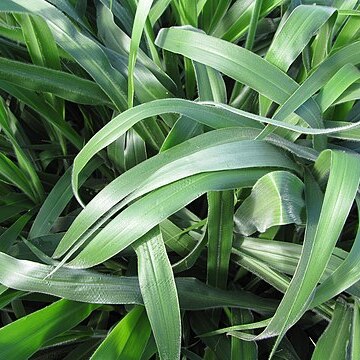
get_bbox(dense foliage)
[0,0,360,359]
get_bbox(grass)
[0,0,359,359]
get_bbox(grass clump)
[0,1,360,359]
